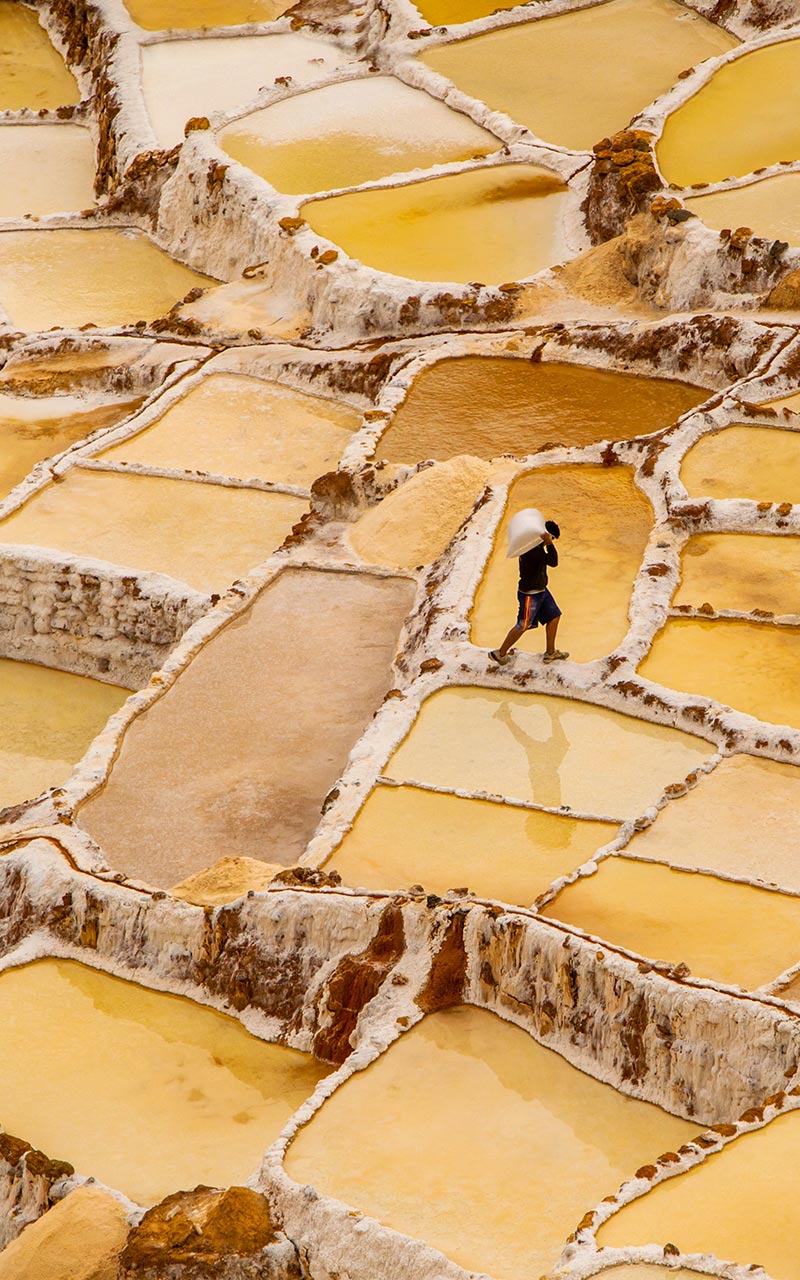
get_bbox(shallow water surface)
[376,357,705,463]
[124,0,291,28]
[286,1005,693,1278]
[0,660,126,810]
[0,392,142,500]
[0,125,95,218]
[471,465,653,663]
[639,617,800,727]
[0,230,211,332]
[385,688,710,817]
[221,76,497,195]
[686,174,800,248]
[598,1109,800,1277]
[657,38,800,185]
[624,753,800,889]
[305,164,569,285]
[328,783,617,905]
[544,854,800,988]
[99,373,357,486]
[681,424,800,504]
[142,34,349,148]
[0,469,306,594]
[675,532,800,616]
[0,958,328,1205]
[0,2,79,110]
[420,0,736,151]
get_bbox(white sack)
[506,507,546,558]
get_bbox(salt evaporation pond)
[674,532,800,616]
[0,660,126,810]
[0,469,307,594]
[0,126,95,218]
[0,392,143,501]
[624,754,800,889]
[0,2,79,110]
[375,357,706,463]
[99,373,358,487]
[470,465,653,663]
[544,855,800,989]
[80,568,415,887]
[417,0,523,22]
[681,424,800,504]
[657,38,800,186]
[123,0,291,29]
[305,165,569,285]
[286,1005,693,1278]
[327,783,617,906]
[221,77,497,195]
[419,0,736,152]
[639,617,800,727]
[0,958,329,1206]
[686,174,800,249]
[598,1109,800,1277]
[385,689,710,817]
[0,230,211,332]
[142,34,350,149]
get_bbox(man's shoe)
[489,649,511,665]
[543,649,569,663]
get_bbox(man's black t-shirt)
[518,541,557,593]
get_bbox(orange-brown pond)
[375,358,706,463]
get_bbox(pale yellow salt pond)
[0,392,143,500]
[0,469,306,594]
[350,456,492,570]
[0,2,79,111]
[0,125,94,218]
[592,1270,702,1280]
[471,465,652,663]
[625,754,800,889]
[658,38,800,187]
[681,424,800,504]
[327,783,617,905]
[142,34,349,149]
[0,958,329,1205]
[124,0,291,29]
[639,617,800,727]
[376,358,706,463]
[221,77,497,195]
[286,1005,693,1279]
[675,532,800,616]
[686,174,800,248]
[598,1109,800,1277]
[544,855,800,989]
[765,389,800,413]
[99,373,358,486]
[419,0,736,152]
[304,164,569,285]
[0,659,126,810]
[385,689,710,817]
[0,230,211,332]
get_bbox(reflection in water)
[0,958,329,1205]
[286,1005,693,1279]
[386,689,710,818]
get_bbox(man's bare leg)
[490,624,525,662]
[545,616,560,656]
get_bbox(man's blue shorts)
[516,589,561,631]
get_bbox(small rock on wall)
[583,130,663,245]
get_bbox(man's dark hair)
[545,519,560,539]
